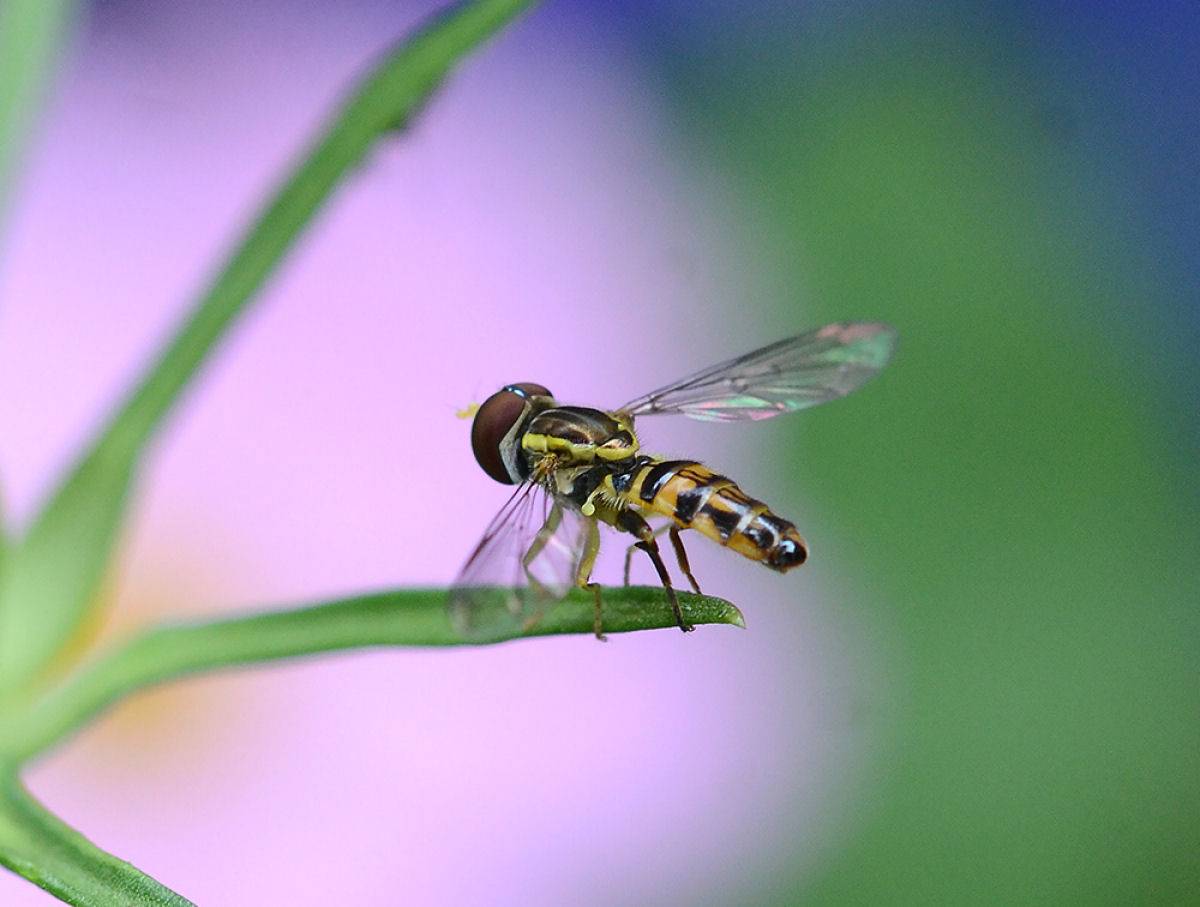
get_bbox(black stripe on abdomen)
[705,502,743,541]
[638,459,694,504]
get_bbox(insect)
[449,321,897,640]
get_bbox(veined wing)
[448,475,590,641]
[618,321,897,422]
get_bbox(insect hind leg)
[617,512,693,633]
[622,524,667,586]
[621,524,702,596]
[668,525,702,595]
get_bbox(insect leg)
[573,517,606,641]
[622,522,670,586]
[668,526,702,595]
[617,511,693,633]
[519,502,564,613]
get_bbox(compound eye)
[470,383,553,484]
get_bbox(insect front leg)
[617,511,693,633]
[573,517,606,641]
[519,502,564,620]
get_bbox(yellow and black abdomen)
[614,459,808,572]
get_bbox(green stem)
[3,587,742,763]
[0,0,543,695]
[0,0,79,241]
[105,0,542,450]
[0,768,194,906]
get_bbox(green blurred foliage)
[0,0,78,243]
[661,10,1200,906]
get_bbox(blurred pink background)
[0,3,881,904]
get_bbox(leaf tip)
[692,594,745,630]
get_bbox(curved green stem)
[0,768,194,906]
[2,586,743,763]
[0,0,543,696]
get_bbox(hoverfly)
[450,321,897,640]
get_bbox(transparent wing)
[448,477,591,641]
[619,321,897,422]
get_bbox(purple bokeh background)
[0,4,880,903]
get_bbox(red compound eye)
[470,383,552,483]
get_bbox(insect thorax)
[520,406,638,469]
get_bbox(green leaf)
[3,587,743,762]
[0,768,194,906]
[0,0,543,696]
[0,0,79,240]
[0,477,7,574]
